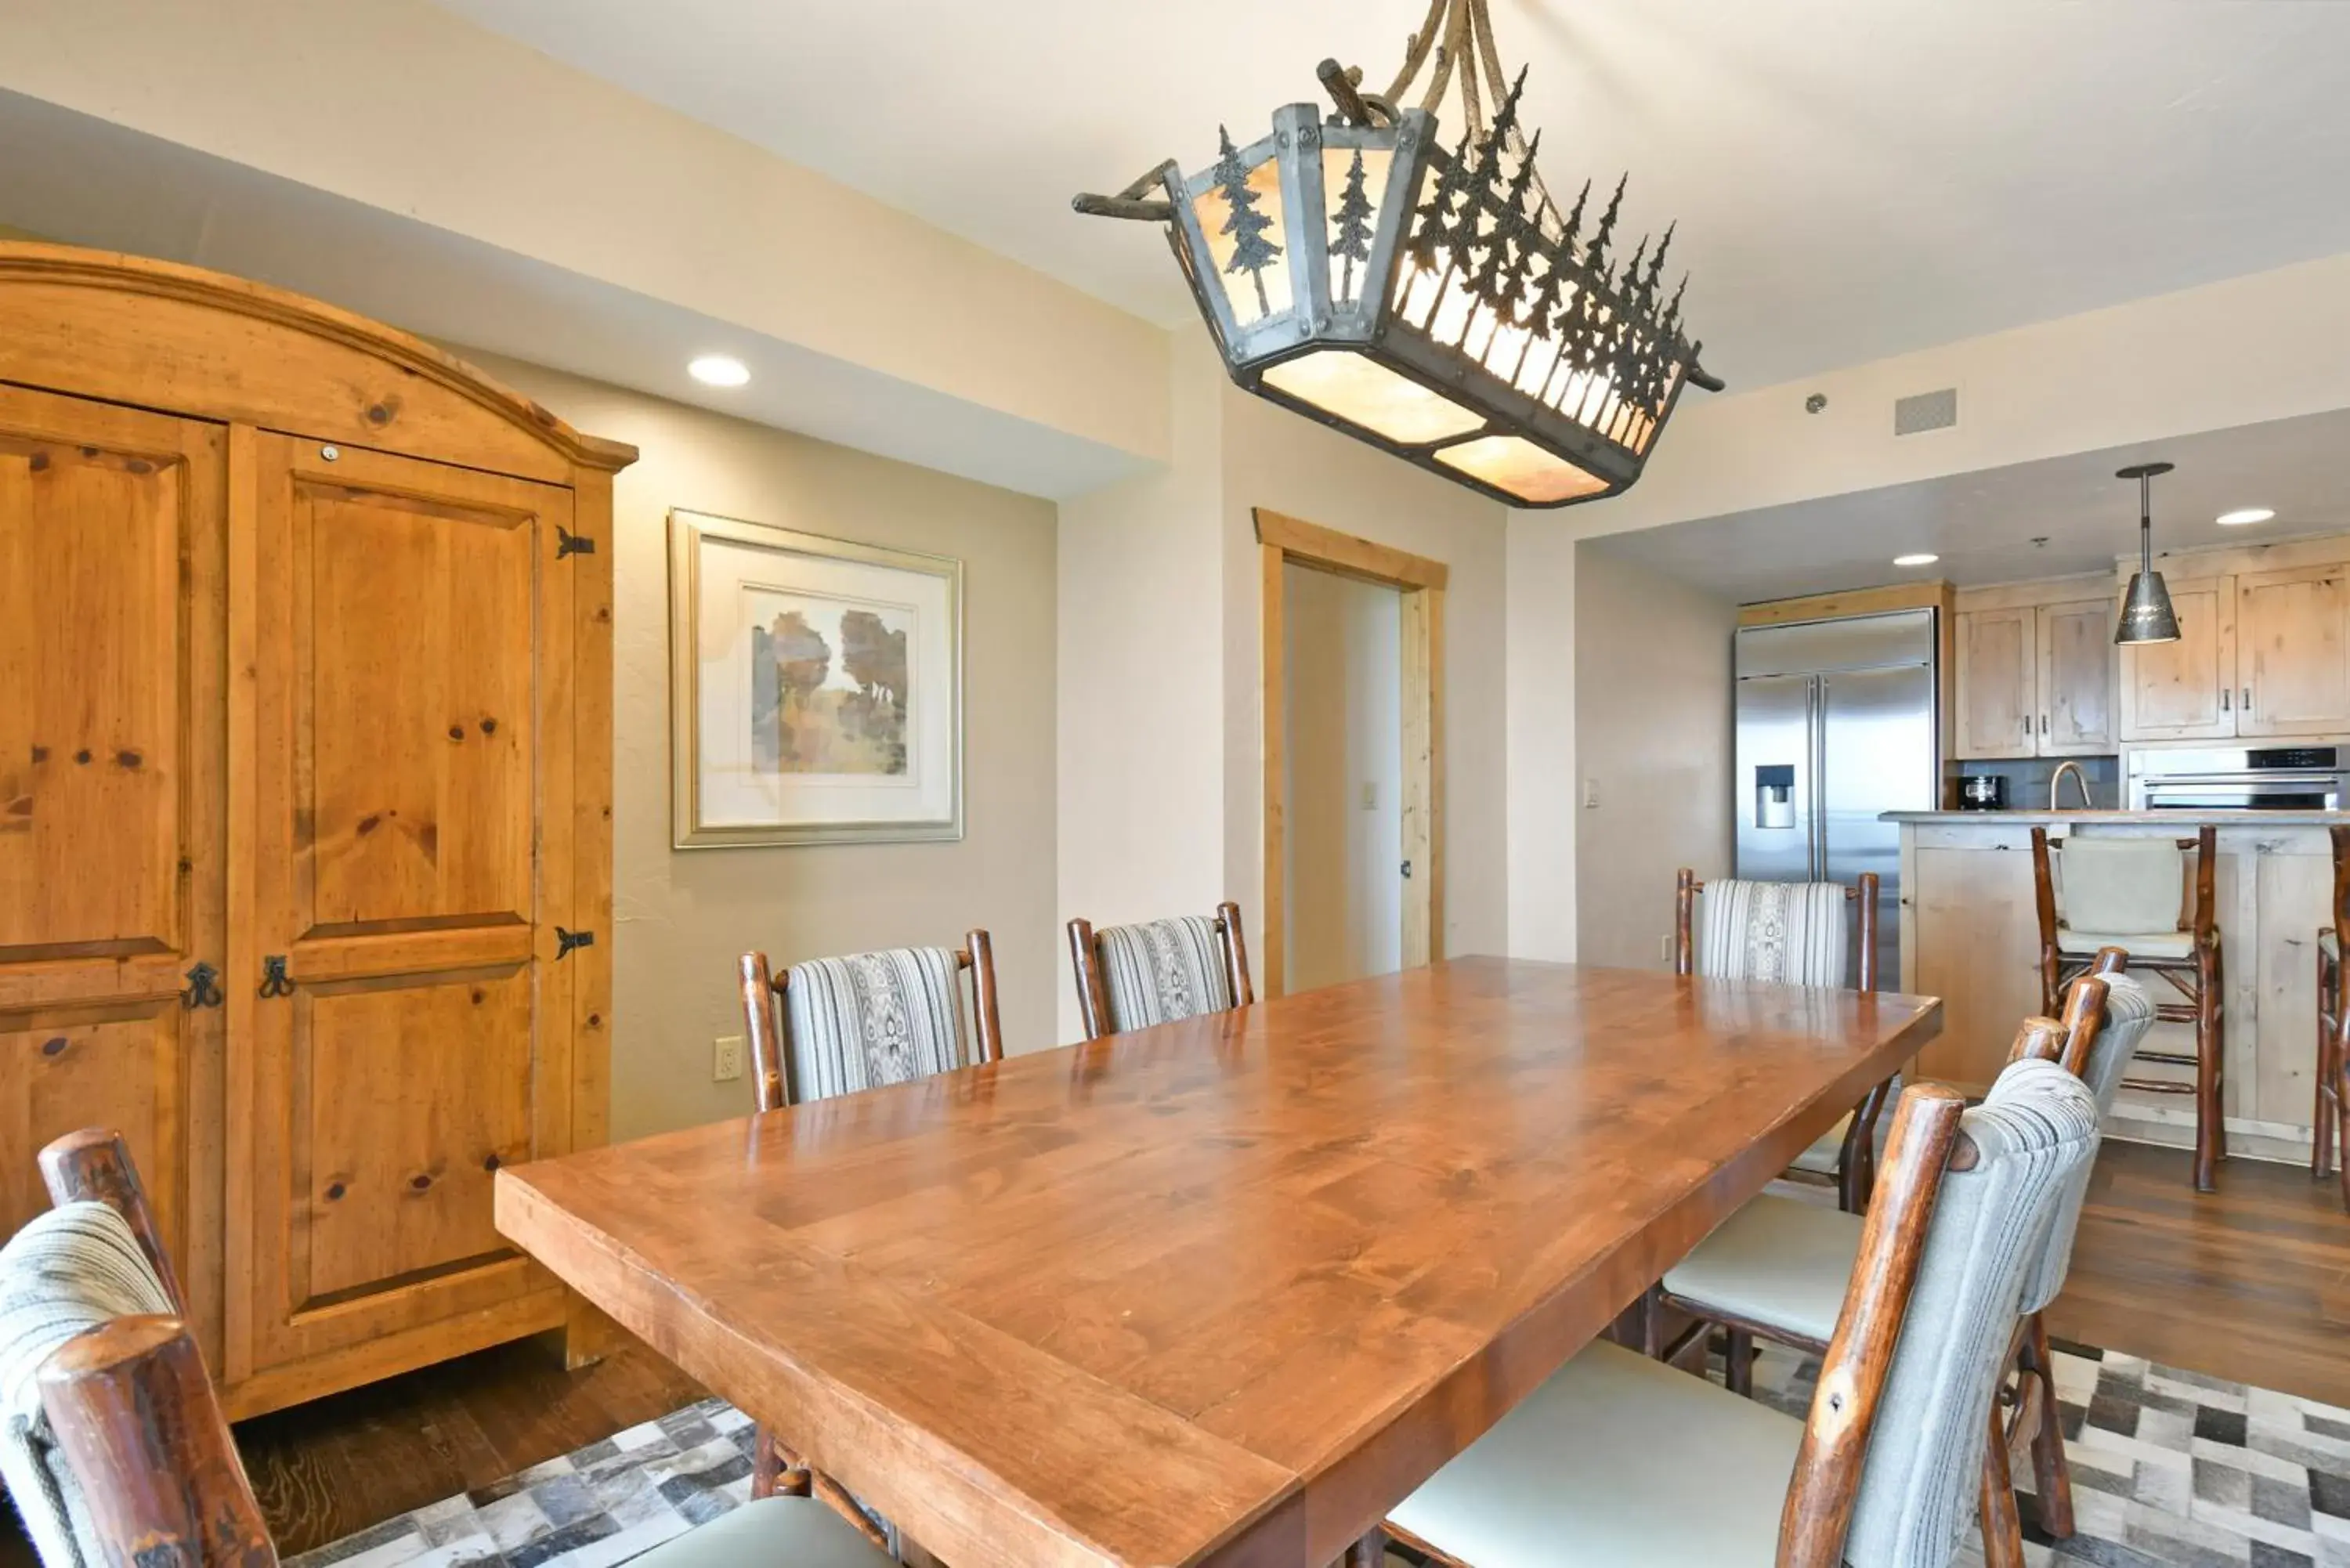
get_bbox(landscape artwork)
[671,508,962,848]
[747,592,914,776]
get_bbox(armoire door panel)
[1,1004,184,1246]
[237,435,574,1378]
[0,385,226,1364]
[295,477,537,933]
[291,966,533,1305]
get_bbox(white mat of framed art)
[670,508,962,847]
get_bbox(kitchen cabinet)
[1953,600,2113,757]
[2237,563,2350,737]
[1954,608,2036,757]
[2117,578,2237,740]
[2114,565,2350,742]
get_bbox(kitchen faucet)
[2050,759,2095,811]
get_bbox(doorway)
[1256,508,1447,997]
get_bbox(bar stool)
[2032,825,2223,1190]
[2315,826,2350,1209]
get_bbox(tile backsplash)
[1947,754,2120,809]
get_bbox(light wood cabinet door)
[2118,578,2237,740]
[1954,608,2037,758]
[0,386,227,1362]
[231,436,574,1389]
[2037,599,2116,754]
[2236,564,2350,738]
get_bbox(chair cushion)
[2058,927,2193,960]
[1696,880,1847,987]
[1097,915,1235,1031]
[0,1202,177,1568]
[783,947,971,1100]
[1389,1340,1800,1568]
[2019,972,2155,1315]
[2057,836,2186,938]
[1784,1112,1853,1177]
[630,1496,896,1568]
[1663,1194,1859,1349]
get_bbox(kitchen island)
[1888,809,2343,1164]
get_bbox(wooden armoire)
[0,244,630,1418]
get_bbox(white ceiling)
[1592,406,2350,603]
[431,0,2350,391]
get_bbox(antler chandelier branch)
[1073,0,1721,508]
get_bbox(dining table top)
[495,956,1941,1568]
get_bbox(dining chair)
[2313,826,2350,1210]
[2032,826,2223,1190]
[1065,901,1254,1039]
[1650,959,2152,1552]
[1380,1057,2105,1568]
[733,934,1003,1545]
[0,1130,892,1568]
[1673,869,1890,1212]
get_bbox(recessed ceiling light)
[1893,552,1940,567]
[689,354,750,388]
[2216,507,2275,527]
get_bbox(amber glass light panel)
[1260,350,1486,445]
[1434,435,1607,504]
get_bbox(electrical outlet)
[1361,780,1379,811]
[713,1035,744,1082]
[1659,932,1675,963]
[1582,778,1600,809]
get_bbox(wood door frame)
[1256,508,1447,999]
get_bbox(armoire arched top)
[0,242,637,483]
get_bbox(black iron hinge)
[555,526,595,558]
[182,962,223,1010]
[258,955,295,998]
[555,926,595,959]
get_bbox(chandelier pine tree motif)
[1076,0,1721,507]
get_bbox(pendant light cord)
[1385,0,1569,238]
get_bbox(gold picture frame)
[669,508,964,848]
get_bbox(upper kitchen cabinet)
[2118,576,2237,740]
[1952,589,2114,758]
[2237,563,2350,737]
[1954,607,2037,758]
[2038,599,2117,753]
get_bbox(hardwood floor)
[2,1141,2343,1566]
[2047,1138,2350,1408]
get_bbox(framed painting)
[670,508,963,847]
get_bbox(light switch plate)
[714,1035,745,1082]
[1582,778,1600,809]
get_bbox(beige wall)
[1572,547,1736,969]
[1282,563,1404,992]
[468,352,1058,1141]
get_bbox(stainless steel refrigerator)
[1734,609,1940,985]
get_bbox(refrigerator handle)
[1810,676,1828,880]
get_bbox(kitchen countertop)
[1885,810,2350,826]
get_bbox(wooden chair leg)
[2018,1312,2074,1538]
[2316,946,2338,1183]
[1724,1328,1755,1396]
[753,1425,811,1501]
[1979,1391,2027,1568]
[2193,945,2224,1193]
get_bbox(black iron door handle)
[182,963,223,1010]
[258,956,295,998]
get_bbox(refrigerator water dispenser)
[1754,764,1797,829]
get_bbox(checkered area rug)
[292,1342,2350,1568]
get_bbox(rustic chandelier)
[1076,0,1721,507]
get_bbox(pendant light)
[2114,461,2181,645]
[1072,0,1720,508]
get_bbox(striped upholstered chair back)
[1066,902,1254,1040]
[737,934,1003,1113]
[1672,869,1878,991]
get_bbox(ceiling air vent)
[1893,387,1959,436]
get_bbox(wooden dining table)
[496,957,1940,1568]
